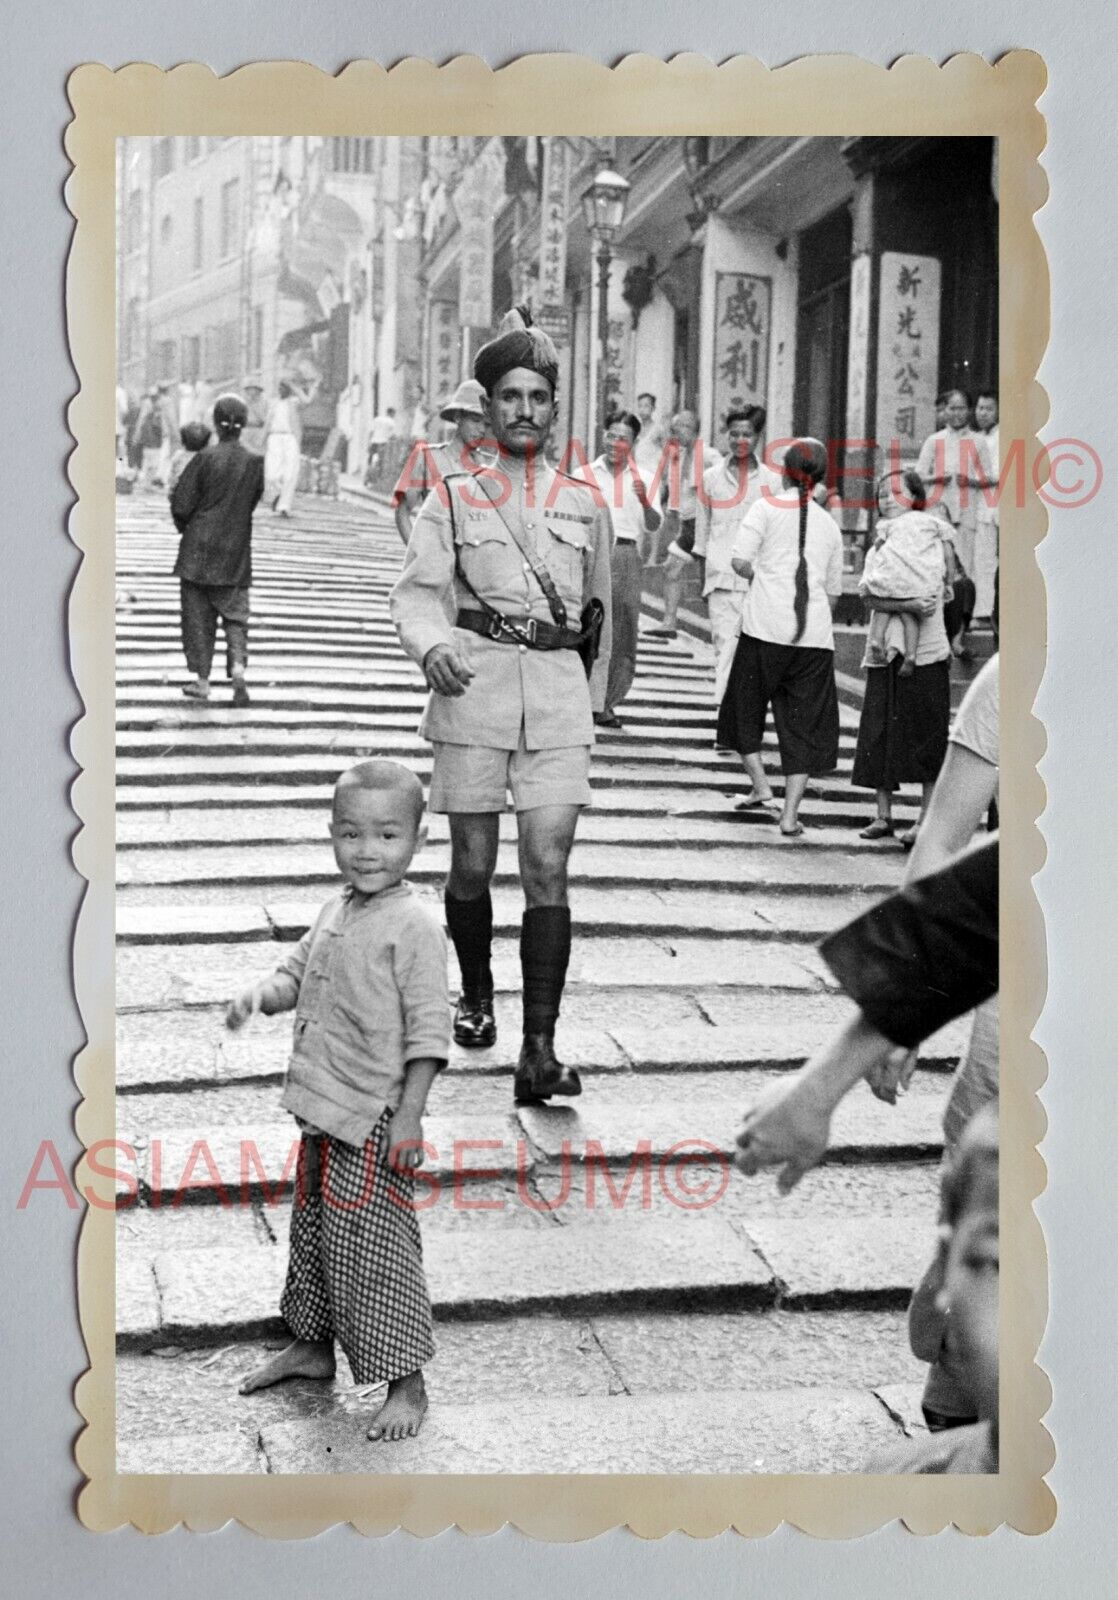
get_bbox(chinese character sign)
[712,272,771,429]
[427,301,460,410]
[874,251,941,461]
[538,138,570,330]
[454,138,507,330]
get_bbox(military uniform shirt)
[390,456,613,750]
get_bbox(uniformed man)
[391,378,489,547]
[390,307,612,1106]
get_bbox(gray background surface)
[1,1,1112,1592]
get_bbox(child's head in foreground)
[328,759,426,896]
[936,1102,999,1421]
[180,422,212,454]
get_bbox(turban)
[473,305,559,396]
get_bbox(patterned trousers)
[280,1110,435,1384]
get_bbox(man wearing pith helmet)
[392,377,490,547]
[390,307,612,1107]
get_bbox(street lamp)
[580,168,631,451]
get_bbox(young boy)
[869,1103,999,1473]
[226,758,449,1442]
[167,420,211,493]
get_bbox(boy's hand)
[866,1046,919,1105]
[387,1105,427,1171]
[225,984,263,1031]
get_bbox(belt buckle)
[484,613,504,640]
[523,616,538,645]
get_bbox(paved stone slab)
[115,936,833,1012]
[608,1019,959,1072]
[873,1382,930,1438]
[117,1428,265,1475]
[592,1308,926,1397]
[116,1316,616,1453]
[139,1219,773,1345]
[116,904,274,944]
[741,1217,931,1307]
[516,1081,943,1168]
[131,1114,530,1205]
[116,1252,160,1341]
[259,1386,901,1474]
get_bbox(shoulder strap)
[469,472,569,629]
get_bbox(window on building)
[219,177,240,259]
[250,307,264,372]
[156,340,176,381]
[159,214,173,247]
[123,298,141,362]
[154,138,176,179]
[329,137,375,175]
[181,334,201,382]
[192,196,204,273]
[215,320,239,382]
[186,137,202,163]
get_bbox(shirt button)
[519,644,527,654]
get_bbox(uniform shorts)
[428,726,592,814]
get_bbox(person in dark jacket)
[170,393,265,707]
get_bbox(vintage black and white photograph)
[109,125,1003,1479]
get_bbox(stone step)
[114,884,881,946]
[115,839,905,892]
[112,769,905,813]
[118,1382,909,1475]
[117,1210,930,1349]
[114,935,836,1012]
[115,681,722,716]
[115,1007,967,1091]
[116,1079,944,1208]
[114,1305,924,1469]
[115,807,893,853]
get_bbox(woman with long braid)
[717,439,844,837]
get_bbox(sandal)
[899,825,920,851]
[734,794,780,814]
[859,819,895,840]
[779,821,805,838]
[181,682,210,701]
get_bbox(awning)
[276,318,330,356]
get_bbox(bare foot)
[367,1371,428,1442]
[238,1339,336,1395]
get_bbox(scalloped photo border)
[66,50,1053,1537]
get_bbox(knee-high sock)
[520,905,572,1035]
[445,889,494,997]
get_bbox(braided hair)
[782,438,829,642]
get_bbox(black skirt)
[717,632,840,776]
[851,655,951,791]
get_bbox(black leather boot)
[514,1032,582,1105]
[446,890,495,1047]
[453,993,497,1049]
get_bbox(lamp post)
[580,167,631,453]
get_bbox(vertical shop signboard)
[874,251,941,462]
[711,271,771,428]
[538,138,570,343]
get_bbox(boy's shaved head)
[333,759,425,829]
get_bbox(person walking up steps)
[170,393,264,708]
[390,306,612,1107]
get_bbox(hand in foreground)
[387,1105,427,1171]
[225,984,263,1031]
[424,641,475,697]
[866,1046,919,1105]
[734,1075,834,1193]
[916,595,938,616]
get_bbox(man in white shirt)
[695,405,782,703]
[584,411,661,729]
[644,409,722,640]
[365,407,398,484]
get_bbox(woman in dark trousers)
[170,393,265,707]
[852,469,953,848]
[716,438,844,837]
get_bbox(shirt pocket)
[544,519,590,601]
[454,516,510,594]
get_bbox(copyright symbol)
[658,1140,731,1211]
[1035,438,1103,509]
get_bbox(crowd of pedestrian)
[125,310,1001,1471]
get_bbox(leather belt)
[456,607,583,651]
